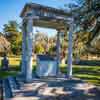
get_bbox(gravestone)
[36,55,58,77]
[1,54,9,70]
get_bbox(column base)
[25,78,33,83]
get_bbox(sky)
[0,0,77,36]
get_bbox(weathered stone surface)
[3,77,100,100]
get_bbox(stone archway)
[20,3,74,82]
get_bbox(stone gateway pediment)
[20,3,71,29]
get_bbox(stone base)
[3,76,99,100]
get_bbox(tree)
[0,32,3,36]
[0,35,10,55]
[34,32,48,54]
[65,0,100,57]
[34,43,45,54]
[3,21,22,55]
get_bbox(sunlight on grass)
[9,57,21,66]
[74,74,100,86]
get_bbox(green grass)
[0,57,100,86]
[60,64,100,86]
[0,57,20,78]
[0,71,18,78]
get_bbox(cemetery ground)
[0,57,100,86]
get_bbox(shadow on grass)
[0,71,18,79]
[0,65,36,79]
[74,60,100,66]
[60,66,100,86]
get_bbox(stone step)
[8,77,20,90]
[20,82,48,91]
[7,96,40,100]
[38,87,67,96]
[3,77,97,100]
[9,81,48,98]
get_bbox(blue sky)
[0,0,77,36]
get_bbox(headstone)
[1,54,9,70]
[36,55,58,77]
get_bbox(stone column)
[21,20,27,76]
[26,18,33,82]
[56,30,61,74]
[67,20,74,78]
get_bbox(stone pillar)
[26,18,33,82]
[56,30,61,74]
[21,20,27,76]
[67,21,74,78]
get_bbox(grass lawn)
[0,71,18,78]
[0,57,100,86]
[60,64,100,86]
